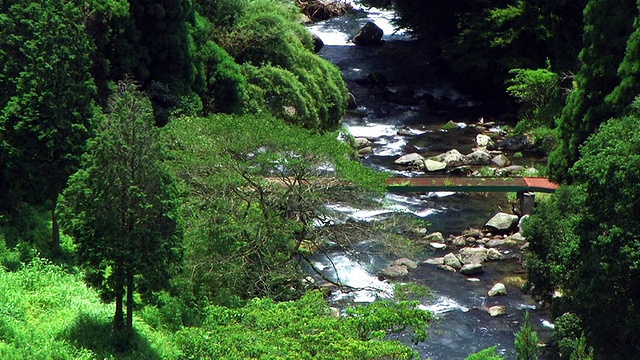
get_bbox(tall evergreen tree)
[57,80,183,337]
[0,0,96,250]
[548,0,637,182]
[605,2,640,115]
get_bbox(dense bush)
[162,113,386,305]
[173,291,431,359]
[193,38,246,115]
[524,102,640,358]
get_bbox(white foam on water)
[325,203,393,221]
[541,319,555,329]
[344,123,398,138]
[325,254,394,302]
[419,296,469,315]
[374,137,407,156]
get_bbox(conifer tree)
[0,0,96,251]
[58,80,183,337]
[548,0,637,182]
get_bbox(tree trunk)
[126,271,134,333]
[114,267,125,331]
[114,288,124,331]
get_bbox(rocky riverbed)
[307,2,553,358]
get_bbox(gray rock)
[458,247,489,264]
[487,248,505,261]
[485,212,519,234]
[488,305,507,317]
[354,137,371,148]
[485,239,506,248]
[462,228,484,238]
[358,146,373,156]
[424,159,447,171]
[451,236,467,246]
[423,257,444,265]
[330,307,341,318]
[425,231,445,242]
[392,258,417,269]
[395,153,424,166]
[380,264,408,278]
[443,253,462,269]
[433,149,468,168]
[488,283,507,296]
[476,134,494,148]
[497,135,532,152]
[500,165,525,175]
[460,263,485,275]
[466,150,492,165]
[352,21,383,46]
[430,242,447,250]
[438,264,457,272]
[491,154,511,168]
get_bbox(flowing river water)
[306,4,553,359]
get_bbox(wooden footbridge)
[386,176,559,214]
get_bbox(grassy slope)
[0,259,176,360]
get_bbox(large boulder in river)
[476,134,495,148]
[496,135,532,152]
[423,159,447,172]
[458,247,490,264]
[488,305,507,317]
[433,149,468,168]
[443,253,462,270]
[466,150,492,165]
[491,154,511,168]
[392,258,417,269]
[352,21,383,46]
[380,264,408,278]
[395,153,424,166]
[484,212,519,234]
[488,283,507,296]
[460,263,484,276]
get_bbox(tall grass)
[0,258,176,359]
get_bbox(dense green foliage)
[162,113,387,304]
[515,312,540,360]
[465,347,505,360]
[7,0,640,357]
[173,292,430,359]
[523,101,640,359]
[391,0,585,88]
[548,0,638,182]
[0,0,96,252]
[57,81,183,337]
[0,259,432,359]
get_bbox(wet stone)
[488,283,507,296]
[488,305,507,317]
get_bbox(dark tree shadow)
[62,312,162,359]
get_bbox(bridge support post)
[518,191,536,215]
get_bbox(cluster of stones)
[380,212,529,317]
[393,123,536,175]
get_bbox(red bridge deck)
[386,177,559,194]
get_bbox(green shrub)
[465,346,505,360]
[194,40,246,115]
[243,64,319,128]
[174,291,430,359]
